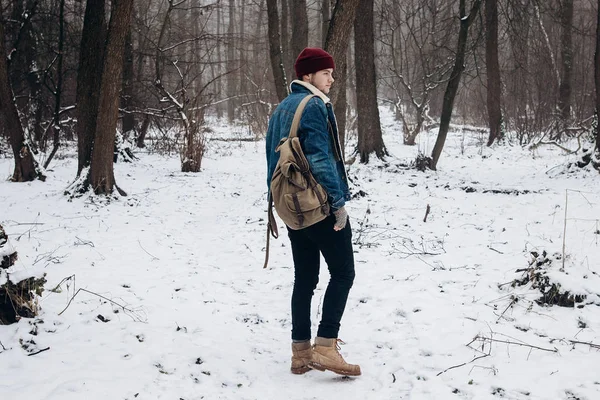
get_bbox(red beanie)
[294,47,335,78]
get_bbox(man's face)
[306,69,334,94]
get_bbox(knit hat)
[294,47,335,78]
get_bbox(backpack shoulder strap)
[288,94,318,139]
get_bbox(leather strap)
[288,95,318,139]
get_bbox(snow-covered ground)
[1,109,599,400]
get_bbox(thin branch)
[138,239,159,261]
[568,340,600,350]
[474,335,558,353]
[437,354,490,376]
[27,347,50,356]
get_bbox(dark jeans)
[287,214,355,341]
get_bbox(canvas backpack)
[264,94,330,268]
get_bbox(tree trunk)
[76,0,107,178]
[44,0,66,170]
[596,0,600,151]
[227,0,236,121]
[266,0,288,102]
[90,0,134,195]
[324,0,361,155]
[485,0,503,146]
[0,16,44,182]
[137,115,151,148]
[430,0,482,170]
[239,0,247,100]
[291,0,308,60]
[216,3,224,118]
[281,0,293,80]
[324,0,361,105]
[122,26,135,136]
[557,0,574,125]
[354,0,386,163]
[322,0,330,47]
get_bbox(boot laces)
[335,339,346,351]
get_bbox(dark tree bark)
[322,0,330,47]
[0,14,44,182]
[291,0,308,60]
[557,0,574,125]
[226,0,236,121]
[90,0,134,195]
[324,0,361,105]
[121,26,135,136]
[354,0,386,163]
[266,0,288,102]
[239,0,247,99]
[43,0,66,169]
[281,0,293,80]
[324,0,361,153]
[596,0,600,151]
[137,115,151,148]
[430,0,482,170]
[75,0,107,177]
[485,0,503,146]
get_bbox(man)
[265,47,361,376]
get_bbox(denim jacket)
[266,80,350,211]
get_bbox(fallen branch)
[473,335,558,353]
[568,340,600,350]
[423,204,431,222]
[27,347,50,356]
[138,239,159,261]
[496,296,518,323]
[437,354,490,376]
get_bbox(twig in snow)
[27,347,50,356]
[423,204,430,222]
[472,335,557,353]
[496,296,518,323]
[0,340,6,351]
[567,340,600,350]
[488,246,504,254]
[58,288,145,322]
[138,239,159,261]
[392,373,396,383]
[437,354,490,376]
[50,274,76,294]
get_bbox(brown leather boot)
[291,341,312,374]
[310,337,361,376]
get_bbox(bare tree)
[281,0,294,80]
[121,26,135,137]
[485,0,503,146]
[324,0,360,104]
[596,0,600,151]
[557,0,574,127]
[378,0,454,146]
[0,8,45,182]
[227,0,236,121]
[354,0,386,162]
[324,0,361,153]
[74,0,106,182]
[90,0,135,195]
[429,0,482,170]
[266,0,288,102]
[291,0,308,58]
[43,0,66,169]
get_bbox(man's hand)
[333,207,348,231]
